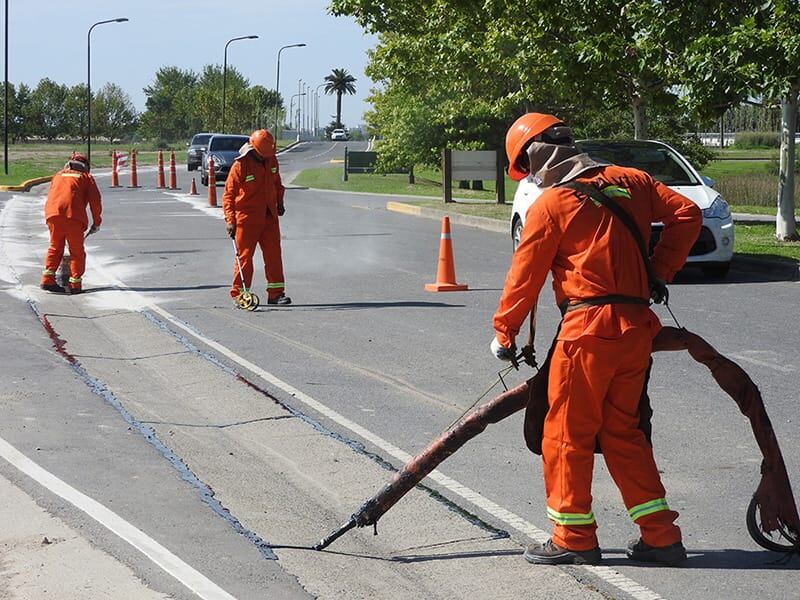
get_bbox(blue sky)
[8,0,378,127]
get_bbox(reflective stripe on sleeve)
[628,498,670,521]
[547,506,596,526]
[245,175,255,182]
[271,167,277,173]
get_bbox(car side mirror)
[700,175,716,188]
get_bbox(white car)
[331,128,348,141]
[510,139,734,279]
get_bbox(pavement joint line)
[0,438,237,600]
[85,259,666,600]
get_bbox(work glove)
[649,278,669,305]
[226,222,236,239]
[490,336,516,361]
[87,224,99,235]
[277,204,285,217]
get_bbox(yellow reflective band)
[271,167,277,173]
[68,277,82,283]
[266,282,284,289]
[245,175,256,182]
[547,506,596,526]
[62,173,81,178]
[42,269,55,276]
[628,498,670,521]
[601,184,631,199]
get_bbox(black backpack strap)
[560,180,659,289]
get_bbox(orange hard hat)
[505,113,564,181]
[249,129,275,159]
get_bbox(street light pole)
[4,0,9,174]
[222,34,258,134]
[274,43,305,141]
[289,93,305,136]
[87,17,128,167]
[315,83,325,138]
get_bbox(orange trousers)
[42,216,85,289]
[230,218,285,300]
[542,327,681,551]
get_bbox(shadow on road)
[599,547,800,570]
[80,284,229,294]
[276,301,464,311]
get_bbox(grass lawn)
[735,224,800,261]
[700,160,771,179]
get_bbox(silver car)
[510,139,734,279]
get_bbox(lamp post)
[289,93,305,137]
[222,34,258,134]
[4,0,9,174]
[87,17,128,167]
[274,43,305,140]
[315,83,325,138]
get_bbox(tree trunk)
[336,92,342,127]
[632,97,648,140]
[776,90,798,241]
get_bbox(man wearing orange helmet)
[222,129,291,306]
[492,113,701,566]
[40,152,102,294]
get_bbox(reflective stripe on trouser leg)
[260,218,285,299]
[547,506,596,526]
[628,498,670,521]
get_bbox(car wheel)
[702,263,730,279]
[512,216,524,252]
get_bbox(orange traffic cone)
[207,156,217,207]
[128,149,140,188]
[156,150,166,188]
[425,216,468,292]
[189,177,199,196]
[168,150,178,189]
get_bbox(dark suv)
[200,134,250,186]
[187,132,216,171]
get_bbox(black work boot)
[40,283,67,294]
[524,539,602,565]
[626,538,687,566]
[267,294,292,305]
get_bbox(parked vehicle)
[331,128,348,141]
[510,139,734,279]
[186,132,215,171]
[200,134,249,186]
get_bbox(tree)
[323,68,356,128]
[63,84,88,141]
[248,85,283,131]
[193,64,250,134]
[27,78,69,140]
[11,83,31,142]
[94,83,138,143]
[140,66,199,142]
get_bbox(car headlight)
[703,195,731,219]
[211,154,225,167]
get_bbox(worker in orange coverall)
[223,129,291,306]
[492,113,701,566]
[40,152,102,294]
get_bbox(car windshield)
[191,134,211,146]
[576,141,700,186]
[209,136,248,152]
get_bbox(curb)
[385,201,508,234]
[386,201,799,279]
[0,175,53,192]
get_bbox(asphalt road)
[0,141,797,599]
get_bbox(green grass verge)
[700,160,771,179]
[735,224,800,261]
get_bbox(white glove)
[490,336,515,361]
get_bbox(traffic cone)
[110,150,120,187]
[168,150,178,189]
[128,149,140,188]
[207,156,217,207]
[156,150,166,188]
[425,216,468,292]
[189,177,199,195]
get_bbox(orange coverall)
[493,165,701,551]
[41,167,102,289]
[222,151,286,300]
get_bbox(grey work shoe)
[524,539,602,565]
[626,538,687,566]
[267,294,292,305]
[41,283,67,294]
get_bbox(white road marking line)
[0,436,236,600]
[727,353,795,373]
[86,262,664,600]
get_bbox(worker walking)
[491,113,701,566]
[223,129,291,307]
[40,152,102,294]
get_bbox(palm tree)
[323,68,357,128]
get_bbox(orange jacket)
[44,168,102,229]
[222,152,285,226]
[493,165,701,348]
